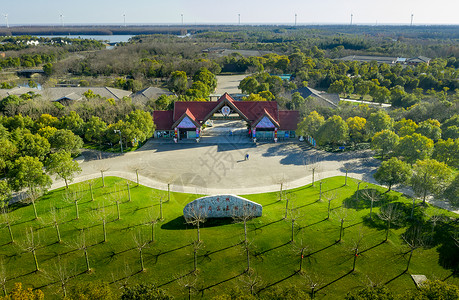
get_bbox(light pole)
[114,130,123,153]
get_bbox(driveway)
[215,74,249,95]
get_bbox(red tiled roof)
[233,101,279,123]
[174,101,217,122]
[153,111,174,130]
[278,110,299,130]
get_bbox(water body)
[36,35,134,43]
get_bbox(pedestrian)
[245,153,249,160]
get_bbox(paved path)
[215,74,248,95]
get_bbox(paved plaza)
[59,140,381,195]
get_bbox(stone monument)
[183,194,262,219]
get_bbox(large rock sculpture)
[183,194,262,219]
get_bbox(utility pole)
[114,130,123,153]
[410,13,414,26]
[4,14,8,28]
[350,13,353,25]
[295,14,297,26]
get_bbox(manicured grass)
[0,176,457,299]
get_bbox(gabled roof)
[294,87,339,108]
[172,108,201,128]
[233,101,279,123]
[278,111,299,131]
[153,111,174,130]
[173,101,217,123]
[55,92,82,102]
[44,87,132,101]
[252,108,280,128]
[202,93,249,123]
[406,56,431,63]
[131,86,174,103]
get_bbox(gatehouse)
[153,93,299,143]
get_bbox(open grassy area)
[0,176,457,299]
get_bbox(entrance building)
[153,93,299,143]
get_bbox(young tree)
[71,229,91,273]
[288,203,302,243]
[232,205,256,244]
[0,258,7,296]
[132,230,149,272]
[44,206,66,243]
[18,227,41,272]
[46,150,82,189]
[361,188,380,220]
[411,159,453,204]
[349,232,364,272]
[175,272,198,300]
[302,272,323,299]
[333,208,349,242]
[64,187,84,220]
[378,204,402,242]
[239,270,263,296]
[324,192,337,220]
[402,225,426,272]
[92,203,108,243]
[0,203,18,244]
[191,239,203,273]
[145,208,159,243]
[371,130,399,160]
[373,157,411,192]
[8,156,52,219]
[42,255,71,298]
[185,204,207,242]
[293,238,309,273]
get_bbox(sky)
[1,0,458,26]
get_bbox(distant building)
[340,55,430,65]
[131,86,174,104]
[293,87,340,108]
[43,87,132,104]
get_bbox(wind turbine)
[295,13,297,26]
[123,13,126,27]
[238,13,240,25]
[60,14,64,27]
[410,13,414,26]
[181,14,184,26]
[350,13,353,25]
[3,14,8,28]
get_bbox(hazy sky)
[2,0,458,26]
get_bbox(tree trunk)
[90,184,94,201]
[197,222,200,242]
[55,223,61,243]
[103,219,107,243]
[127,182,131,202]
[64,178,68,189]
[75,200,79,220]
[2,284,7,296]
[345,170,348,186]
[246,243,250,272]
[339,219,344,242]
[291,219,295,243]
[32,250,39,272]
[327,200,331,219]
[7,223,14,243]
[32,200,38,219]
[369,200,374,220]
[244,220,247,244]
[356,182,361,200]
[140,249,145,271]
[151,222,155,243]
[385,221,391,242]
[405,248,414,272]
[193,248,197,272]
[167,184,170,202]
[84,249,90,272]
[136,170,139,186]
[284,198,289,219]
[116,201,120,220]
[388,183,392,192]
[352,248,358,272]
[299,248,304,272]
[160,199,163,220]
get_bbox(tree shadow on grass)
[317,270,353,292]
[161,216,235,230]
[259,271,297,292]
[200,272,245,292]
[342,188,396,211]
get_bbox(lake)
[37,35,134,43]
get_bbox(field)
[0,176,458,299]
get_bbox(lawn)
[0,176,457,299]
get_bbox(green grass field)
[0,176,457,299]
